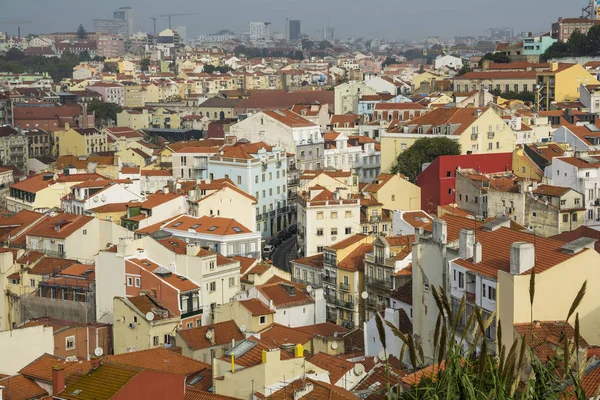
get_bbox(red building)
[416,153,513,214]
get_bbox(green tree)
[568,29,589,56]
[103,62,118,73]
[480,52,511,64]
[588,25,600,56]
[88,100,123,128]
[5,48,25,61]
[78,50,91,62]
[301,39,315,50]
[490,89,536,102]
[540,41,571,61]
[391,137,461,182]
[140,58,151,72]
[77,24,87,40]
[456,64,472,77]
[403,48,423,60]
[381,57,396,68]
[318,40,332,50]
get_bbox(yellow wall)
[214,301,273,333]
[54,128,86,156]
[498,249,600,350]
[554,64,600,103]
[117,111,151,130]
[375,174,421,210]
[92,210,127,224]
[512,148,543,181]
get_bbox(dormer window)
[417,126,424,134]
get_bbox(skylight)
[232,227,242,233]
[208,226,218,231]
[172,222,183,227]
[190,224,200,229]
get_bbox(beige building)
[453,71,537,94]
[113,294,179,354]
[380,107,516,173]
[334,81,377,115]
[412,214,600,364]
[362,173,421,211]
[117,109,152,130]
[214,299,274,333]
[176,319,244,363]
[53,126,108,156]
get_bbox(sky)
[0,0,584,41]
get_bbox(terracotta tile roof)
[184,389,242,400]
[120,167,140,174]
[456,71,537,80]
[256,281,313,308]
[19,353,92,383]
[400,212,433,229]
[551,226,600,253]
[89,203,128,213]
[556,156,600,169]
[258,323,313,346]
[308,352,354,383]
[125,294,177,321]
[362,173,396,193]
[437,205,473,218]
[353,363,406,399]
[390,281,413,307]
[265,377,358,400]
[156,237,190,255]
[296,322,349,337]
[57,363,142,400]
[327,234,369,250]
[429,214,581,277]
[24,213,92,240]
[178,320,244,350]
[579,362,600,399]
[194,180,257,203]
[232,256,258,275]
[396,107,485,136]
[164,215,252,236]
[235,91,333,112]
[330,114,359,127]
[55,156,115,170]
[59,263,94,277]
[402,362,446,386]
[263,109,317,128]
[291,253,324,270]
[373,103,426,110]
[140,169,172,176]
[29,257,76,276]
[532,184,571,197]
[0,210,43,242]
[222,336,294,368]
[11,173,106,193]
[127,258,200,292]
[217,141,275,160]
[173,146,220,154]
[338,243,373,272]
[0,374,48,400]
[238,298,274,316]
[134,215,183,235]
[514,320,588,362]
[104,348,210,376]
[166,139,225,152]
[323,131,341,141]
[105,126,144,139]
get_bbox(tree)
[5,48,25,61]
[391,137,461,182]
[456,64,472,77]
[88,100,123,128]
[403,48,424,60]
[480,52,510,64]
[140,58,151,72]
[540,41,571,61]
[318,40,332,50]
[103,62,118,73]
[491,89,535,102]
[78,50,91,62]
[77,24,87,40]
[301,39,315,50]
[568,29,589,56]
[381,57,396,68]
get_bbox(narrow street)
[270,235,297,272]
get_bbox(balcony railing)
[324,294,337,304]
[369,215,381,223]
[192,162,207,170]
[339,282,350,291]
[366,276,393,290]
[181,307,202,318]
[323,275,337,285]
[337,298,354,309]
[487,132,495,139]
[326,309,337,322]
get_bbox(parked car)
[263,245,275,254]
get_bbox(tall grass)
[374,274,591,400]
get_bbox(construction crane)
[0,20,32,38]
[159,13,202,29]
[150,17,158,34]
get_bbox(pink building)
[97,35,125,58]
[86,82,125,106]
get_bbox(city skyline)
[1,0,582,41]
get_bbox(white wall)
[95,246,128,324]
[0,325,54,375]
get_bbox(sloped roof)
[238,298,273,316]
[57,364,142,400]
[178,320,244,350]
[263,109,317,128]
[514,320,588,362]
[258,323,313,347]
[20,353,92,383]
[104,348,209,376]
[256,282,313,308]
[164,215,252,236]
[0,374,48,400]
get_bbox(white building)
[208,140,289,238]
[322,132,381,182]
[297,186,361,257]
[61,178,143,215]
[580,83,600,113]
[172,145,219,181]
[334,81,377,115]
[434,55,464,70]
[552,124,600,152]
[249,22,271,40]
[545,155,600,225]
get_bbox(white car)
[263,245,275,254]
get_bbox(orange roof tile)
[125,294,177,321]
[256,282,313,308]
[0,374,48,400]
[127,258,200,292]
[164,215,252,236]
[514,320,588,362]
[296,322,349,337]
[184,389,242,400]
[327,234,369,250]
[259,323,313,346]
[24,213,92,240]
[238,298,273,316]
[266,378,357,400]
[308,352,354,383]
[178,320,244,350]
[338,243,373,272]
[263,109,317,128]
[19,353,92,383]
[104,348,209,376]
[221,337,294,368]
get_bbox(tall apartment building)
[113,6,134,36]
[286,19,301,40]
[249,22,271,40]
[0,126,28,172]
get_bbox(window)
[255,175,259,183]
[317,211,324,220]
[135,277,140,287]
[65,336,75,350]
[317,246,324,252]
[30,278,35,288]
[345,211,352,218]
[345,227,352,234]
[259,315,266,324]
[127,277,133,287]
[58,244,64,254]
[209,261,215,270]
[186,322,193,328]
[488,286,497,301]
[363,226,368,234]
[482,283,487,297]
[488,143,492,150]
[496,142,500,149]
[532,212,537,217]
[575,198,581,206]
[331,211,338,219]
[82,229,87,235]
[237,176,242,184]
[229,277,235,287]
[317,228,324,236]
[563,214,569,222]
[133,316,138,323]
[458,271,464,289]
[209,282,216,292]
[153,336,159,346]
[382,224,388,232]
[331,228,338,236]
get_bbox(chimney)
[459,229,475,259]
[262,348,280,364]
[91,356,101,369]
[52,366,65,395]
[550,62,559,72]
[225,135,237,145]
[186,243,200,256]
[65,122,70,131]
[510,242,535,275]
[136,248,146,259]
[472,242,482,264]
[294,343,304,358]
[432,219,447,244]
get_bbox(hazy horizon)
[0,0,586,41]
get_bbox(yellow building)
[53,125,108,156]
[413,71,445,91]
[150,107,181,129]
[380,107,516,173]
[362,173,421,211]
[214,299,275,334]
[116,109,151,130]
[123,84,144,108]
[537,62,600,110]
[113,295,179,355]
[512,142,570,181]
[88,202,128,223]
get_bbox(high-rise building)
[113,6,135,36]
[249,22,271,40]
[322,27,335,41]
[93,19,129,37]
[286,19,301,40]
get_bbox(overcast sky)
[0,0,583,41]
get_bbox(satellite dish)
[101,194,107,202]
[240,325,247,333]
[378,349,389,361]
[93,196,99,202]
[205,330,213,340]
[331,342,338,350]
[361,291,368,300]
[306,285,313,293]
[94,347,104,357]
[333,332,338,338]
[353,363,365,375]
[145,312,155,321]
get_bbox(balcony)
[324,294,337,304]
[192,162,207,170]
[326,309,337,322]
[337,298,354,310]
[366,276,393,290]
[339,282,350,291]
[181,307,202,318]
[487,132,495,139]
[369,215,381,223]
[471,134,478,140]
[323,275,337,285]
